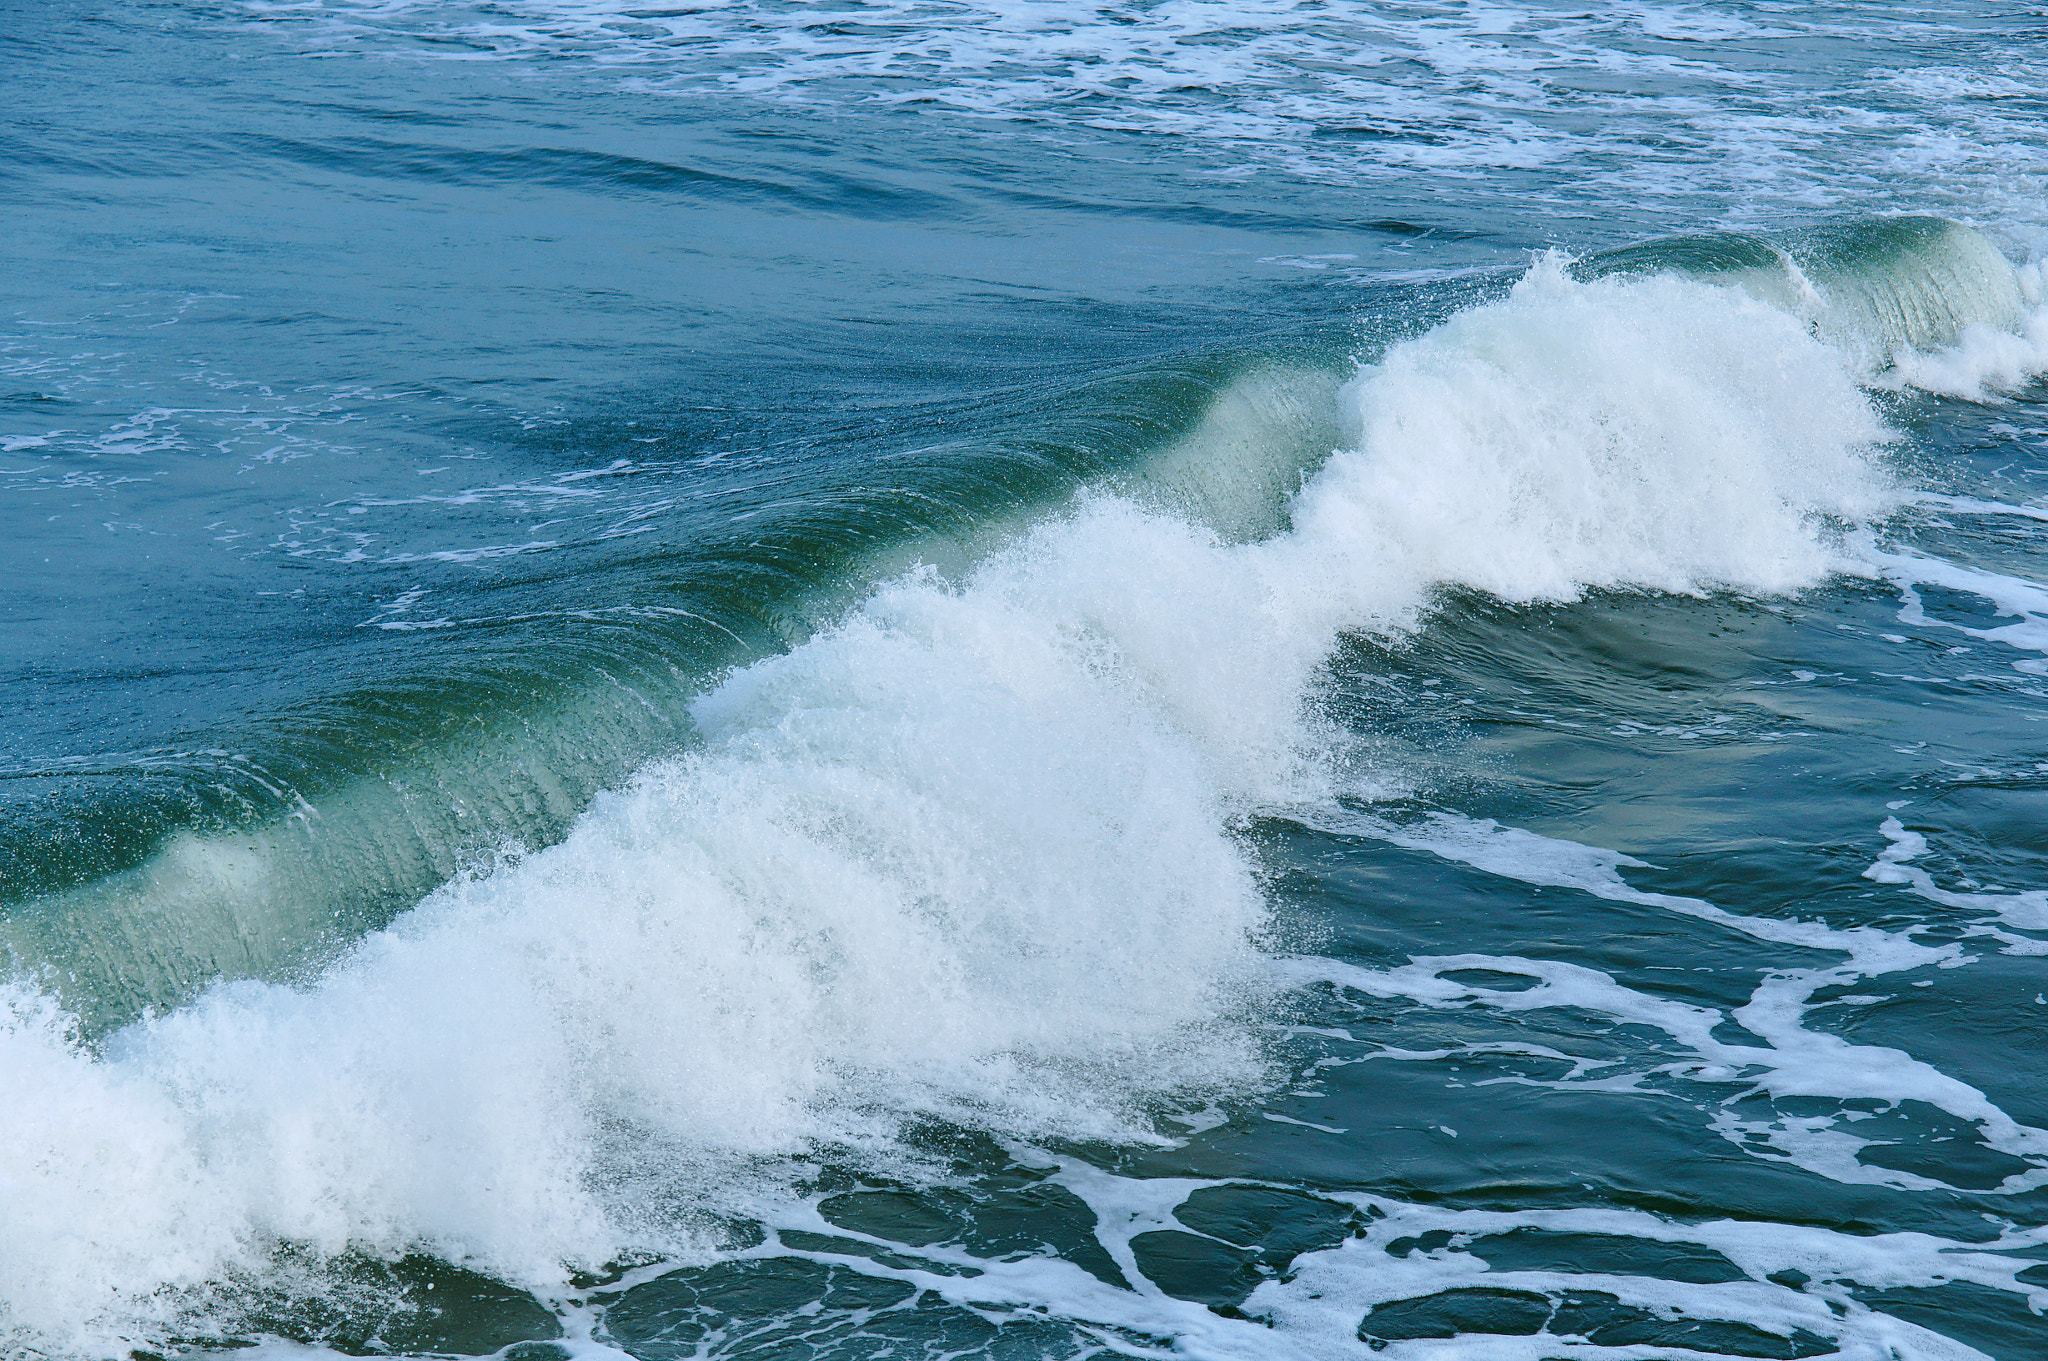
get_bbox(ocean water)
[4,0,2048,1357]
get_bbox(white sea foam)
[1875,549,2048,670]
[1308,254,1896,602]
[535,1161,2046,1361]
[0,256,1936,1352]
[1883,311,2048,400]
[1866,816,2048,945]
[1247,1184,2040,1360]
[1291,809,2048,1194]
[1052,1162,2044,1360]
[1918,492,2048,524]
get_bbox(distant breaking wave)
[239,0,2048,241]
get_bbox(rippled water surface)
[4,2,2048,1358]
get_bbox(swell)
[6,219,2018,1352]
[230,132,961,218]
[0,354,1349,1035]
[7,215,2035,1039]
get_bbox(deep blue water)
[4,2,2048,1358]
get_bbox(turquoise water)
[4,2,2048,1357]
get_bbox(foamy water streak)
[1044,1161,2043,1360]
[586,1157,2042,1361]
[1878,547,2048,675]
[1292,809,2048,1193]
[0,254,1945,1352]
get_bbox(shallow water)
[3,2,2048,1358]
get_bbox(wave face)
[12,227,1964,1047]
[1578,216,2048,393]
[7,2,2048,1358]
